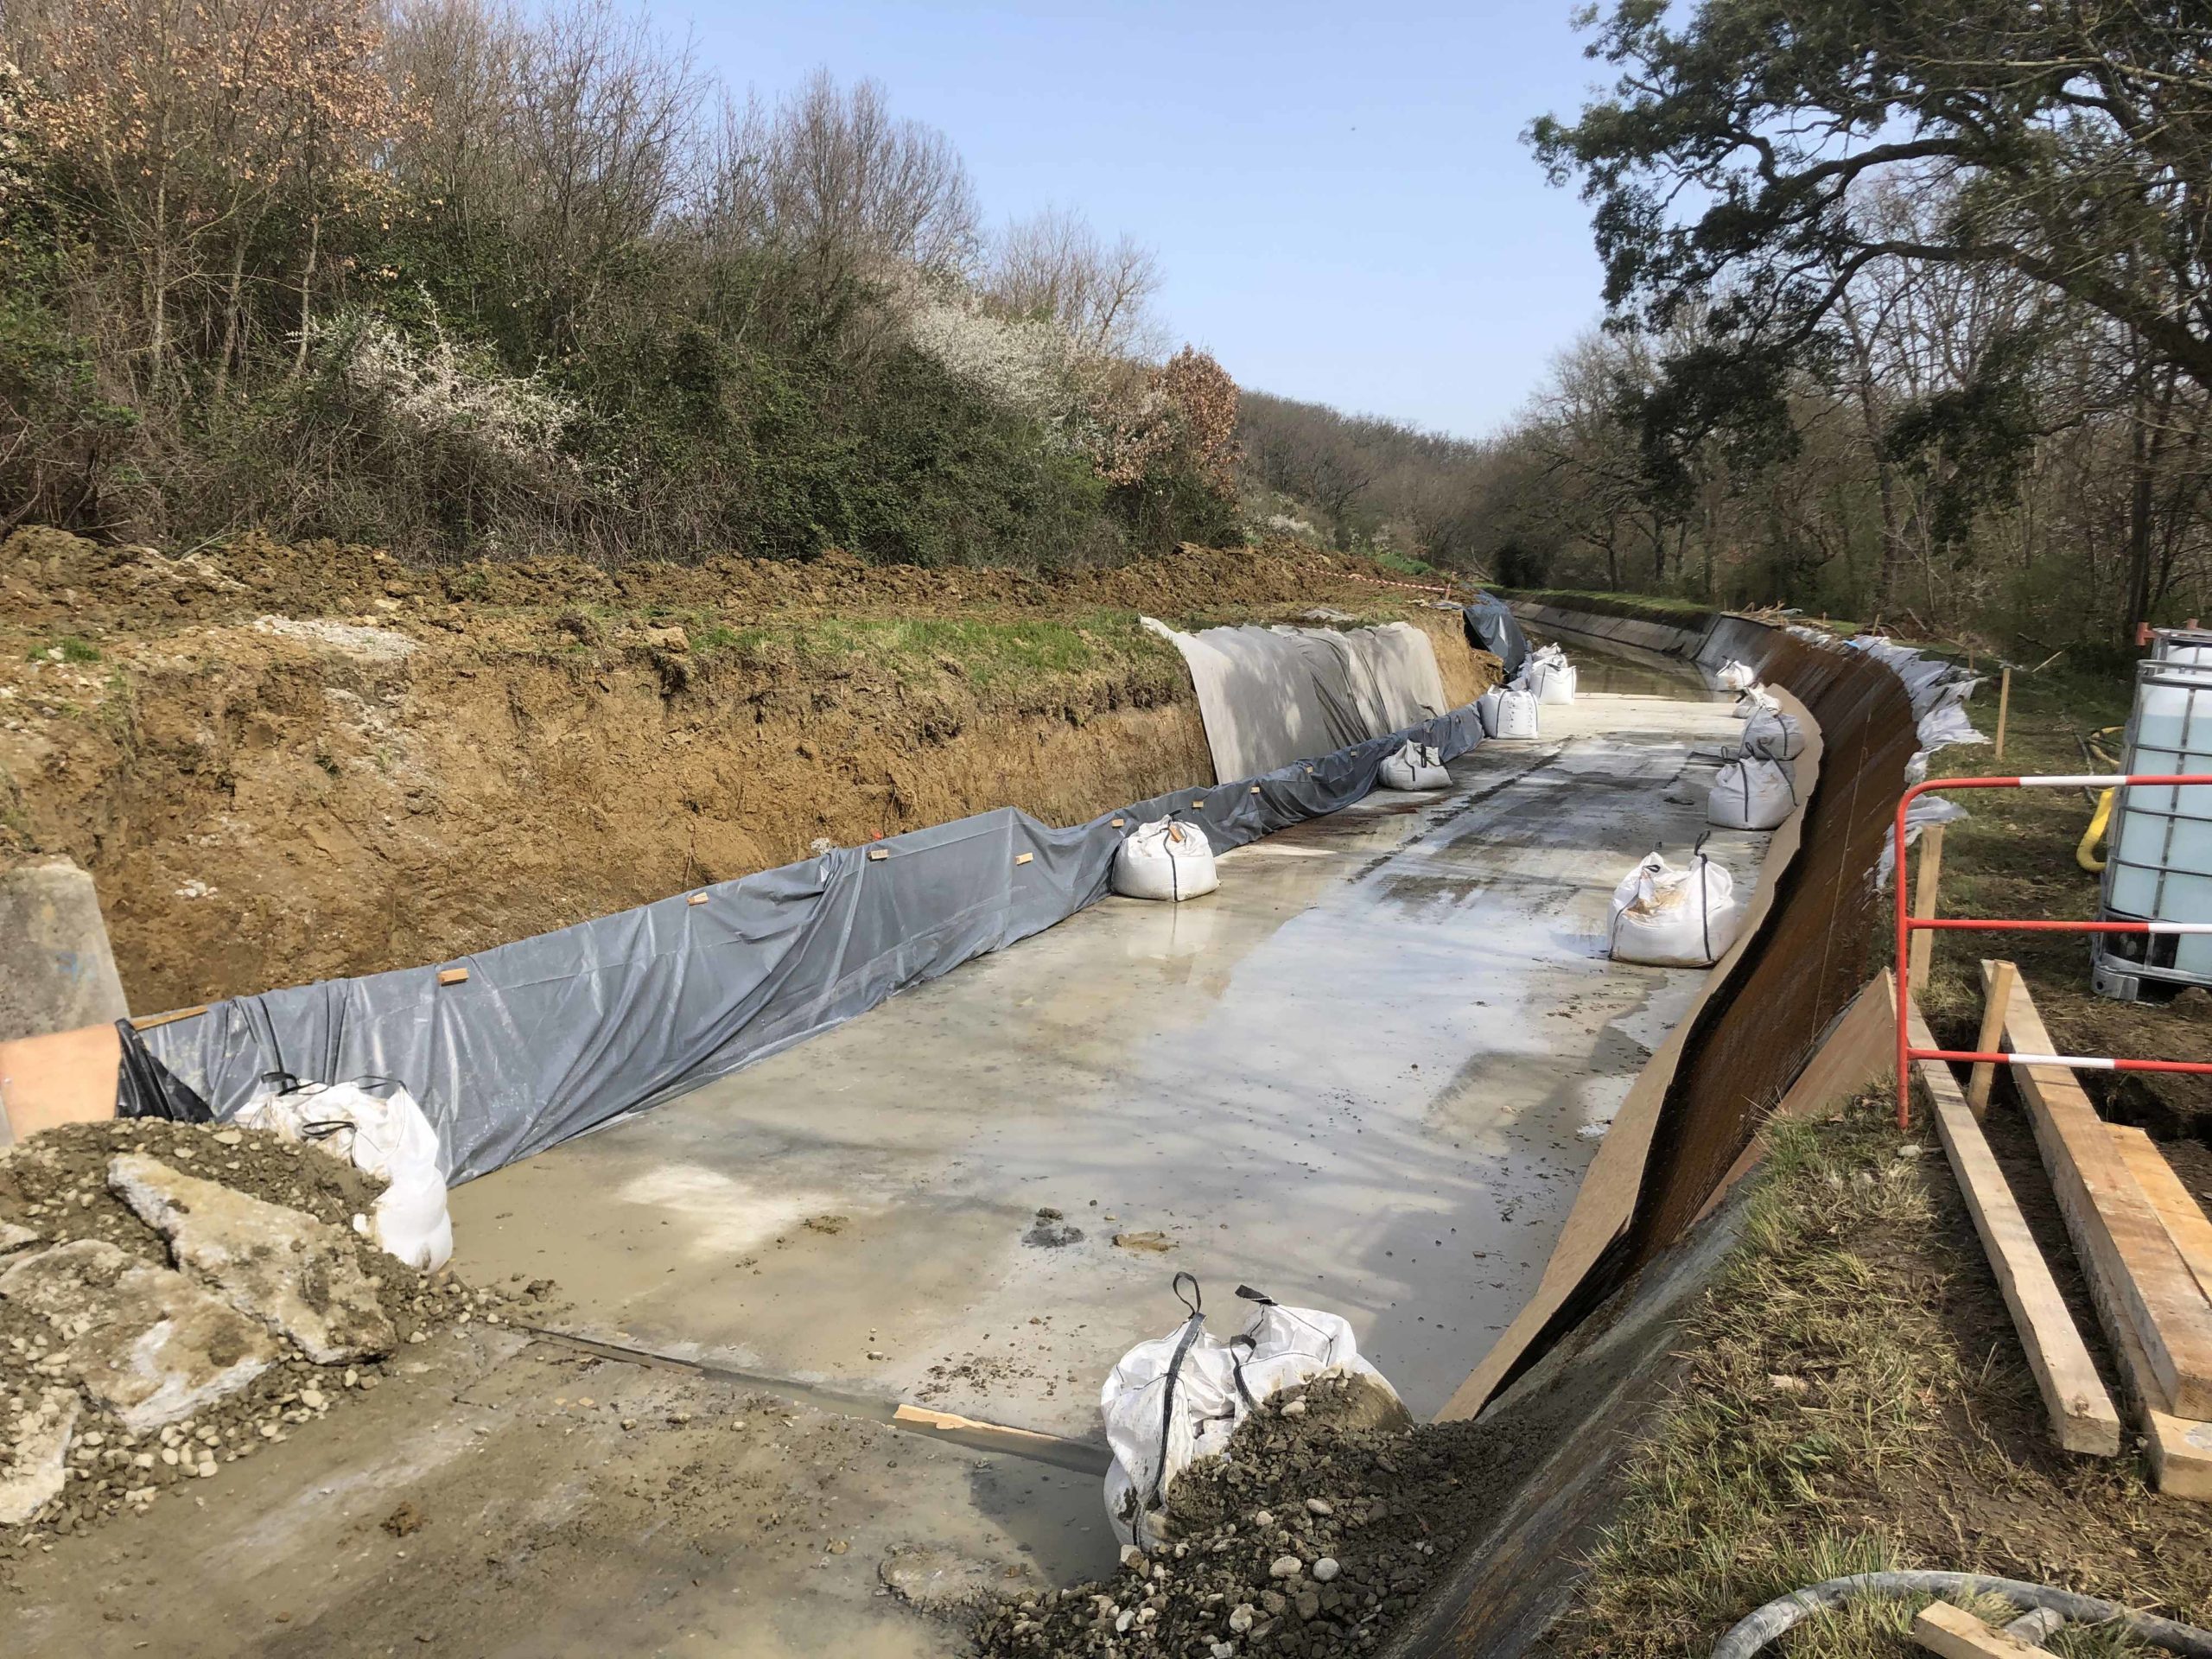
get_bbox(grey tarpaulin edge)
[138,702,1486,1185]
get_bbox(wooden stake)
[1994,664,2012,761]
[1909,823,1947,984]
[1965,959,2018,1117]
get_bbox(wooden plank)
[1966,960,2018,1117]
[130,1004,209,1032]
[1982,960,2212,1419]
[1909,823,1947,983]
[2111,1124,2212,1306]
[1993,664,2012,761]
[1013,852,1033,867]
[1909,1000,2121,1456]
[892,1402,1061,1446]
[686,893,709,906]
[1911,1599,2045,1658]
[435,968,469,986]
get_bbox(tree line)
[1233,2,2212,650]
[0,0,1238,568]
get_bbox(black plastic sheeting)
[1461,594,1528,678]
[140,702,1486,1184]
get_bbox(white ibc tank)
[2101,658,2212,984]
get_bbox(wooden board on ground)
[1910,1599,2046,1658]
[1983,960,2212,1421]
[2110,1124,2212,1307]
[1909,1000,2120,1457]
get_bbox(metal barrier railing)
[1894,773,2212,1128]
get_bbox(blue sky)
[652,2,1613,439]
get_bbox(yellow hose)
[2078,788,2114,873]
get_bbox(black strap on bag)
[1148,1272,1208,1510]
[1691,832,1715,964]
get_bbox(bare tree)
[985,206,1163,357]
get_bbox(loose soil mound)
[971,1374,1505,1658]
[0,1120,546,1563]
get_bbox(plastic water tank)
[2094,656,2212,999]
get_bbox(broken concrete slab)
[107,1153,395,1365]
[0,1237,277,1430]
[0,1387,79,1525]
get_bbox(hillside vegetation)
[0,0,1240,571]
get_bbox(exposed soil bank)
[0,529,1480,1011]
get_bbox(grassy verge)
[1493,586,1718,624]
[1550,1092,2212,1657]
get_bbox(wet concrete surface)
[452,678,1764,1512]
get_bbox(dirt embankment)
[1,529,1483,1013]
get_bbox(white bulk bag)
[1111,817,1219,901]
[1528,656,1577,705]
[1491,687,1541,740]
[1717,660,1758,692]
[1475,687,1504,736]
[1708,757,1796,830]
[236,1077,454,1270]
[1102,1277,1403,1548]
[1607,851,1743,967]
[1740,695,1805,760]
[1379,740,1450,791]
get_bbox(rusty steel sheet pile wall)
[1493,608,1919,1389]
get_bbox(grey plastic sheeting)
[1143,618,1452,782]
[140,703,1487,1184]
[1461,594,1528,678]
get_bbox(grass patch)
[29,635,100,664]
[672,608,1181,694]
[1554,1093,2209,1656]
[1493,586,1715,623]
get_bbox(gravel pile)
[0,1120,550,1554]
[972,1375,1505,1658]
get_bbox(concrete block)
[0,857,128,1043]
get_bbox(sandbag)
[1101,1276,1405,1548]
[1490,687,1540,740]
[1379,740,1450,791]
[1475,687,1503,736]
[1741,695,1805,760]
[1527,653,1576,706]
[1111,817,1219,902]
[1607,850,1743,967]
[1708,757,1796,830]
[1717,660,1758,692]
[235,1077,454,1270]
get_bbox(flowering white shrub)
[899,279,1097,449]
[0,57,27,204]
[308,306,580,470]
